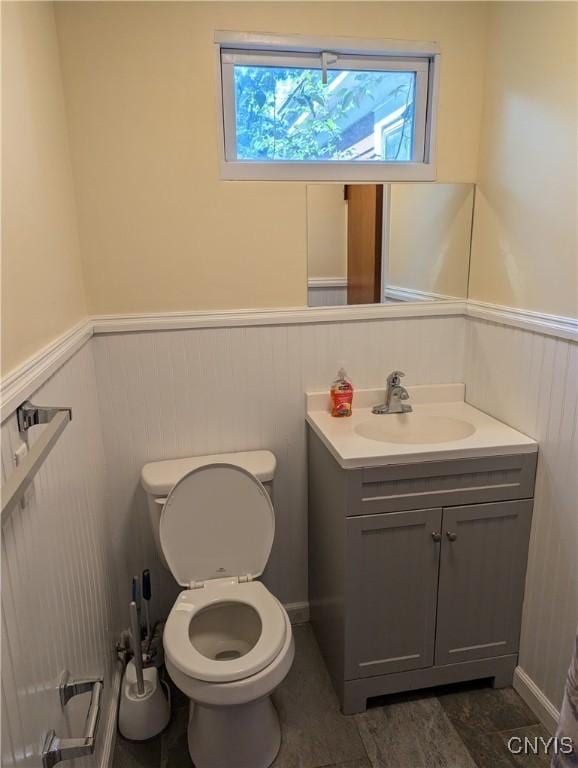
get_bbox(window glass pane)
[233,65,416,162]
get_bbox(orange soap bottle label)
[331,370,353,417]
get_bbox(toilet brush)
[118,600,170,740]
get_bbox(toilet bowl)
[165,581,294,768]
[145,459,294,768]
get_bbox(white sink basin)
[305,384,537,468]
[355,412,476,445]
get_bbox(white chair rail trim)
[90,300,465,333]
[467,300,578,342]
[385,285,458,303]
[308,277,348,289]
[1,299,576,419]
[0,319,93,421]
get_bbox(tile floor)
[113,624,551,768]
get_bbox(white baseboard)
[101,661,123,768]
[513,666,560,735]
[284,601,310,625]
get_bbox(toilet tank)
[141,451,277,567]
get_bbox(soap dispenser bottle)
[330,367,354,417]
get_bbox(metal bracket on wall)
[41,670,103,768]
[2,402,73,521]
[16,401,72,434]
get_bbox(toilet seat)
[159,463,275,587]
[164,580,287,683]
[161,463,286,684]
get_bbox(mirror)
[307,183,475,306]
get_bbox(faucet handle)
[387,370,405,386]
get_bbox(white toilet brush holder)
[119,661,170,741]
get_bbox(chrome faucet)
[372,371,412,415]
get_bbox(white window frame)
[215,31,440,182]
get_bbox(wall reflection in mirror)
[307,183,475,306]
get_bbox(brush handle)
[129,601,145,696]
[142,570,152,641]
[142,570,151,601]
[132,575,143,640]
[132,577,141,614]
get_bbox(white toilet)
[141,453,294,768]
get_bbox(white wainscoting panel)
[307,287,348,307]
[3,305,575,764]
[92,315,467,619]
[1,343,115,768]
[465,318,578,714]
[307,279,348,307]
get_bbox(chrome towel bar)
[1,402,72,522]
[42,672,103,768]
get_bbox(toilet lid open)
[159,463,275,587]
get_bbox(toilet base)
[187,695,281,768]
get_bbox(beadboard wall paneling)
[92,315,467,618]
[307,286,348,307]
[465,318,578,711]
[1,343,115,768]
[2,309,574,763]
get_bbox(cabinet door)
[435,500,533,666]
[345,508,442,679]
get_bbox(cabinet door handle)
[446,531,458,542]
[431,532,442,542]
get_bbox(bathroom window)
[216,32,440,181]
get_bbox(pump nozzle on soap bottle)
[330,365,354,417]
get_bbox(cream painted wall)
[469,2,578,318]
[387,184,474,298]
[307,185,347,279]
[54,1,489,316]
[1,2,87,375]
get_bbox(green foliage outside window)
[233,66,414,162]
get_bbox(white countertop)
[306,384,537,469]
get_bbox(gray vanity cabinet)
[345,508,442,679]
[435,500,534,666]
[307,426,537,714]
